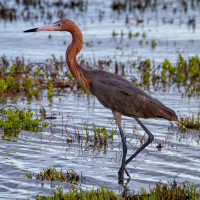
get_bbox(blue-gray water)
[0,1,200,199]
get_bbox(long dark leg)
[112,111,130,181]
[125,118,154,166]
[118,124,130,181]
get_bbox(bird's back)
[89,70,177,121]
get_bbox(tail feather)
[158,105,178,121]
[149,98,178,121]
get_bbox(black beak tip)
[24,28,38,32]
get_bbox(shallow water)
[0,0,200,199]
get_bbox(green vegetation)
[120,30,124,38]
[0,79,7,94]
[26,172,32,179]
[134,32,140,37]
[35,181,200,200]
[0,55,74,100]
[26,166,85,183]
[134,54,200,96]
[112,30,118,37]
[111,30,152,48]
[83,122,115,145]
[139,40,143,46]
[137,59,151,89]
[48,81,54,97]
[128,30,132,39]
[0,107,47,135]
[1,54,199,99]
[65,119,116,152]
[142,32,147,39]
[179,111,200,130]
[151,39,157,49]
[85,41,92,47]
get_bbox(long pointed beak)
[24,24,57,33]
[24,28,38,32]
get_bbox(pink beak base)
[24,24,57,32]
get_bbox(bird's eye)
[57,23,62,27]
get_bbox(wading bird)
[24,19,178,182]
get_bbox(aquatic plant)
[5,76,17,90]
[151,39,157,49]
[128,30,132,39]
[0,54,199,98]
[134,32,140,37]
[139,40,143,46]
[120,30,124,38]
[26,172,32,179]
[47,81,54,97]
[85,41,92,47]
[134,54,200,96]
[179,111,200,130]
[0,55,74,100]
[83,121,115,145]
[65,116,116,153]
[0,107,48,135]
[35,181,200,200]
[112,30,118,37]
[0,79,7,94]
[142,32,147,39]
[26,166,85,183]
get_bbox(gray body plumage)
[89,70,177,121]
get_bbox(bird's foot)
[118,167,131,183]
[118,168,124,183]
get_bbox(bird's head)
[24,19,73,32]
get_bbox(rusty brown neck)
[66,22,91,92]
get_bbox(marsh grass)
[35,180,200,200]
[1,54,199,99]
[134,54,200,96]
[178,111,200,130]
[83,121,115,145]
[0,55,74,100]
[64,115,118,154]
[26,166,85,184]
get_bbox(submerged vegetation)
[35,181,200,200]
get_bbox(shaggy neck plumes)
[66,21,91,92]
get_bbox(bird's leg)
[112,111,130,182]
[125,118,154,166]
[118,124,128,181]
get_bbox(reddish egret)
[24,19,178,182]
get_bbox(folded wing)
[90,71,177,121]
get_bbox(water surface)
[0,0,200,199]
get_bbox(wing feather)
[90,71,177,121]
